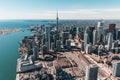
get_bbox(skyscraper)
[33,46,39,60]
[56,40,61,51]
[85,27,90,34]
[85,44,92,54]
[97,21,104,43]
[112,40,118,49]
[84,27,90,50]
[51,42,55,51]
[108,24,116,40]
[93,30,98,45]
[89,27,95,43]
[86,64,98,80]
[42,45,48,56]
[45,25,51,51]
[117,29,120,39]
[97,21,104,33]
[66,39,71,50]
[81,41,84,51]
[62,32,69,45]
[107,33,113,51]
[112,61,120,77]
[84,33,89,50]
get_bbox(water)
[0,20,55,28]
[0,20,53,80]
[0,31,31,80]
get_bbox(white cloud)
[0,8,120,19]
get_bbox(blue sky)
[0,0,120,19]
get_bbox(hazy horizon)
[0,0,120,19]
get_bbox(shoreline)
[0,28,22,35]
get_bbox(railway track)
[65,51,110,79]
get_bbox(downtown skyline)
[0,0,120,19]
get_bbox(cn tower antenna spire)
[56,10,59,31]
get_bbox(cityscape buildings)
[113,61,120,77]
[16,12,120,80]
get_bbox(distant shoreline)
[0,28,22,35]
